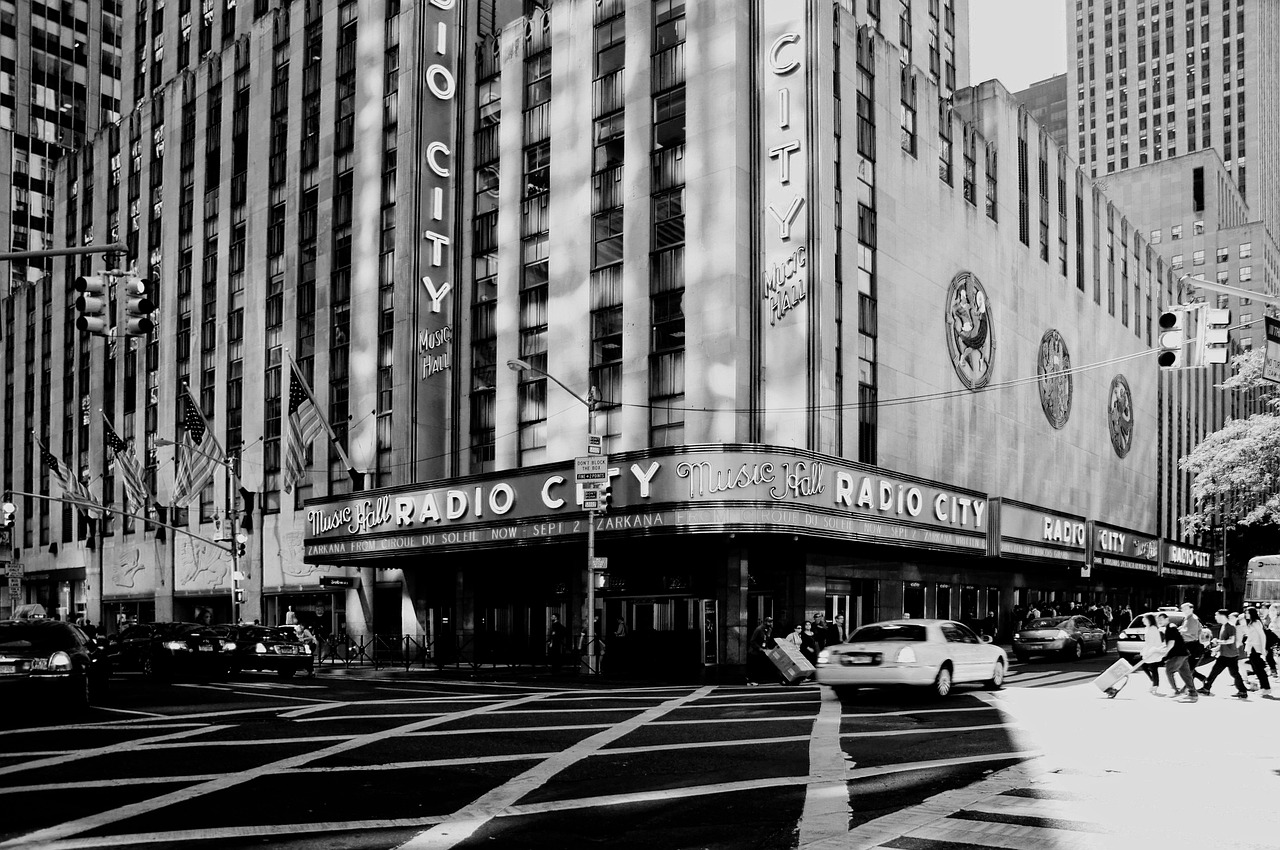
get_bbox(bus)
[1244,555,1280,607]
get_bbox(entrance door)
[960,585,979,629]
[903,581,926,619]
[700,599,718,665]
[855,579,878,628]
[934,584,952,620]
[827,595,851,643]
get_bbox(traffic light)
[72,275,110,335]
[121,275,157,336]
[234,587,245,604]
[598,483,612,513]
[235,532,248,558]
[1199,307,1231,366]
[1,493,14,528]
[1156,308,1189,369]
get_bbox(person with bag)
[1241,607,1274,698]
[1157,612,1195,702]
[1135,613,1167,695]
[1179,602,1208,685]
[1199,609,1250,699]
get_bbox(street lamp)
[156,437,244,623]
[506,358,602,673]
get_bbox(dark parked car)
[215,625,314,678]
[103,622,230,680]
[1013,615,1109,661]
[0,619,108,714]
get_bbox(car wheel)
[931,664,953,698]
[984,659,1006,690]
[1066,640,1083,661]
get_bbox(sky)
[967,0,1068,93]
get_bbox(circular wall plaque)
[944,272,995,390]
[1036,329,1072,430]
[1108,374,1134,458]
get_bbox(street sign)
[5,564,22,578]
[574,456,608,484]
[7,576,20,598]
[590,557,608,571]
[587,433,603,455]
[1265,316,1280,384]
[320,576,356,588]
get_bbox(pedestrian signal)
[1157,309,1188,369]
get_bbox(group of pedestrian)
[746,611,848,685]
[1015,601,1125,634]
[1131,602,1278,702]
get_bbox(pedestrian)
[1119,603,1133,631]
[296,623,318,675]
[799,621,819,667]
[1199,609,1250,699]
[1179,602,1208,685]
[1026,602,1041,622]
[745,616,774,686]
[1264,603,1280,677]
[832,614,848,644]
[1157,612,1195,702]
[1135,613,1167,695]
[811,612,832,651]
[1240,607,1274,699]
[546,613,567,672]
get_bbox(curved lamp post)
[506,358,601,673]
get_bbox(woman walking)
[1135,613,1167,695]
[1241,607,1274,699]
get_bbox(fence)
[315,632,612,673]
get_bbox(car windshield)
[850,624,928,643]
[0,622,78,651]
[1024,618,1069,630]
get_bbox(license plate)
[277,646,297,655]
[842,655,875,665]
[198,644,213,652]
[0,664,15,675]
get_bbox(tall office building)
[3,0,1216,673]
[1012,73,1069,150]
[0,0,122,620]
[1068,0,1280,235]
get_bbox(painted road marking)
[0,690,556,848]
[0,725,223,779]
[396,686,713,849]
[799,686,852,846]
[839,723,1012,739]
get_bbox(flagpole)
[284,347,358,476]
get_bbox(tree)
[1179,348,1280,535]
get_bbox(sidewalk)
[819,674,1280,850]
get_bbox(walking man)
[745,616,774,686]
[1179,602,1207,684]
[1199,609,1249,699]
[1158,612,1195,702]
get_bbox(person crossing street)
[1199,609,1249,699]
[1157,612,1195,702]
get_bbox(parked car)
[1116,609,1188,663]
[215,625,314,678]
[815,619,1007,698]
[0,619,108,714]
[1013,615,1109,661]
[102,622,231,680]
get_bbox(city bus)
[1244,555,1280,607]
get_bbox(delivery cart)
[1093,657,1136,698]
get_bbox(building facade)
[4,0,1215,674]
[1012,73,1069,151]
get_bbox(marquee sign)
[989,498,1088,563]
[303,445,990,561]
[1161,541,1214,580]
[1088,520,1160,574]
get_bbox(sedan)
[0,619,108,715]
[217,625,314,678]
[1116,610,1187,663]
[1013,615,1108,661]
[102,622,231,680]
[815,619,1007,698]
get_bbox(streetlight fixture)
[506,358,603,673]
[156,436,245,623]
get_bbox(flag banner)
[171,386,225,506]
[104,416,151,516]
[283,356,326,494]
[34,434,103,519]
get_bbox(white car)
[816,619,1007,698]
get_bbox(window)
[1150,229,1161,244]
[1171,254,1183,269]
[1240,312,1252,325]
[1239,265,1252,282]
[1239,242,1252,259]
[1192,250,1204,266]
[1217,246,1228,264]
[1193,220,1204,235]
[1170,224,1182,239]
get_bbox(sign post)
[574,455,608,673]
[1265,316,1280,384]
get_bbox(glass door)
[903,581,926,619]
[700,599,718,665]
[934,583,952,620]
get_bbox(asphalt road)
[0,653,1120,850]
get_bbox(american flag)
[104,416,151,516]
[283,357,326,494]
[171,386,225,506]
[34,434,103,518]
